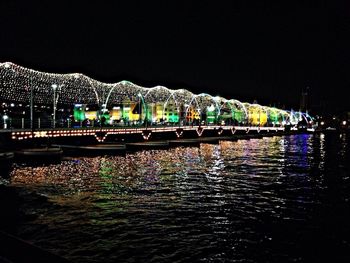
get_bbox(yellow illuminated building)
[186,107,200,122]
[247,105,267,126]
[85,111,97,120]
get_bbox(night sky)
[1,1,349,113]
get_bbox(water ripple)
[8,134,350,262]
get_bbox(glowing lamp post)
[137,93,142,125]
[3,114,8,129]
[30,80,34,130]
[52,84,57,128]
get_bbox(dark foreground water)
[4,133,350,262]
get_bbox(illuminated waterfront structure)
[0,62,313,130]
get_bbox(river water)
[6,133,350,262]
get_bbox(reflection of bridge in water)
[0,62,314,142]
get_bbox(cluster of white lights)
[94,134,108,143]
[10,127,186,141]
[231,127,237,135]
[11,129,102,140]
[175,129,183,138]
[11,131,33,140]
[218,127,224,135]
[196,127,204,137]
[142,131,152,140]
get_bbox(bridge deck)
[1,125,285,142]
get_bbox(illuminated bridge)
[0,62,314,142]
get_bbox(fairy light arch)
[0,62,311,127]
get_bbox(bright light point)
[52,84,57,89]
[342,121,347,125]
[320,121,325,126]
[207,105,215,112]
[10,103,14,107]
[3,115,8,120]
[85,107,89,111]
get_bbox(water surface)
[8,134,350,262]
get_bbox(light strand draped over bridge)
[0,62,313,130]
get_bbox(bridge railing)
[1,117,285,131]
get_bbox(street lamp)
[3,114,8,129]
[52,84,57,128]
[30,79,34,130]
[137,93,142,125]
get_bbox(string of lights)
[0,62,311,125]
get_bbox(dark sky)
[1,1,349,113]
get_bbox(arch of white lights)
[0,62,311,125]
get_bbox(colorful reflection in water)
[7,134,350,263]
